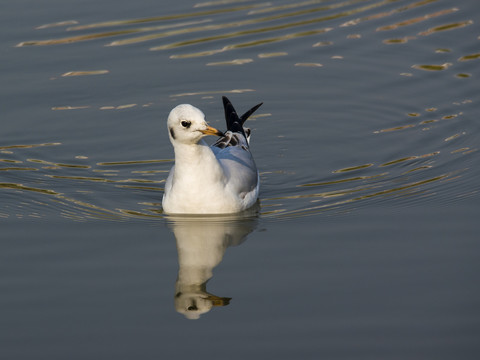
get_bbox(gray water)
[2,0,480,358]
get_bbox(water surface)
[1,0,479,358]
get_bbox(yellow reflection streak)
[162,0,411,58]
[47,175,163,184]
[16,20,212,47]
[380,156,417,167]
[377,7,458,31]
[207,58,253,66]
[444,133,466,142]
[0,181,161,220]
[333,163,374,173]
[0,167,38,171]
[340,0,438,28]
[115,185,163,191]
[0,143,61,150]
[17,29,144,46]
[451,148,470,154]
[27,159,56,166]
[266,174,450,219]
[115,178,163,184]
[383,37,415,44]
[66,4,269,31]
[152,0,395,52]
[298,173,388,187]
[18,0,407,49]
[97,159,172,166]
[258,52,288,58]
[458,53,480,61]
[117,209,161,217]
[131,170,167,174]
[348,174,448,200]
[114,0,362,47]
[265,184,376,201]
[0,159,22,164]
[48,175,116,182]
[412,63,452,71]
[402,165,432,174]
[58,164,91,169]
[295,62,323,67]
[375,110,463,134]
[374,124,416,133]
[105,20,215,46]
[52,106,90,110]
[36,20,79,29]
[62,70,109,76]
[248,0,342,15]
[0,182,58,195]
[170,89,255,97]
[195,0,254,8]
[418,20,473,36]
[169,28,331,58]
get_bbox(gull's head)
[167,104,223,145]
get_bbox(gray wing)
[212,96,263,197]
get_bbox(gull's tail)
[222,96,263,137]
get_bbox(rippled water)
[2,0,480,358]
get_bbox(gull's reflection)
[166,207,258,320]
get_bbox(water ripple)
[7,0,480,221]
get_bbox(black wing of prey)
[213,96,263,150]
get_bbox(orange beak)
[200,125,224,137]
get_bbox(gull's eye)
[181,121,191,128]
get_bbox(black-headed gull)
[162,96,263,214]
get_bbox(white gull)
[162,96,263,214]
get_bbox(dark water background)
[1,0,479,358]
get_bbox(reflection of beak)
[206,295,231,307]
[200,125,224,137]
